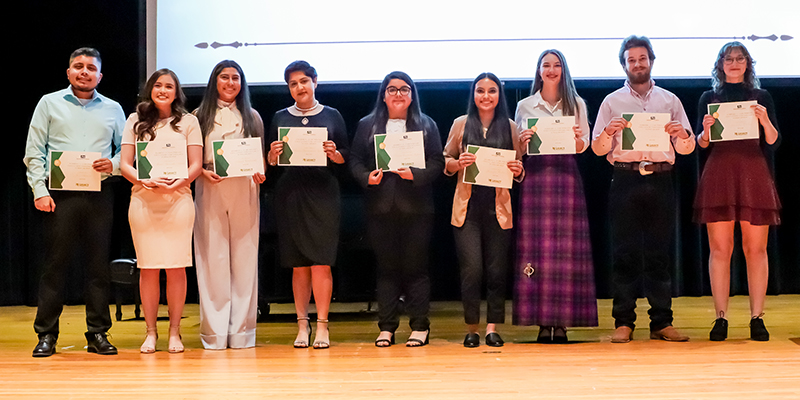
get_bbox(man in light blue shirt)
[24,47,124,357]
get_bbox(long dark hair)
[196,60,258,140]
[711,41,760,92]
[463,72,512,150]
[531,49,579,116]
[366,71,424,134]
[134,68,187,141]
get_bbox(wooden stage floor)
[1,296,799,399]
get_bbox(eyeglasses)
[723,56,747,65]
[386,86,412,96]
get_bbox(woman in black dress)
[267,61,348,349]
[694,42,780,341]
[349,71,443,347]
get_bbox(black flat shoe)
[750,316,769,341]
[709,317,728,341]
[463,332,480,348]
[32,334,57,358]
[85,332,118,355]
[485,332,504,347]
[552,327,568,344]
[537,327,553,344]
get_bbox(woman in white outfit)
[120,69,203,353]
[193,60,265,349]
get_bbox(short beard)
[626,69,651,85]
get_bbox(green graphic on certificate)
[213,141,230,176]
[278,128,294,165]
[375,135,392,170]
[708,104,724,141]
[136,142,153,180]
[49,151,65,189]
[527,119,542,154]
[621,114,636,150]
[464,145,481,183]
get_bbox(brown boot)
[650,326,689,342]
[611,326,634,343]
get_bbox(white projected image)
[151,0,798,86]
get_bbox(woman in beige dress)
[120,69,203,353]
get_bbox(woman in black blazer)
[349,71,444,347]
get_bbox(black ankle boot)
[709,318,728,341]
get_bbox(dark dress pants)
[33,182,114,337]
[368,211,432,333]
[609,169,675,331]
[453,194,510,325]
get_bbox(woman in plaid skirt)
[513,49,598,342]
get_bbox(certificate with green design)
[708,101,758,142]
[374,131,426,171]
[212,138,264,177]
[462,145,515,189]
[48,150,101,191]
[136,138,188,180]
[526,116,575,155]
[620,113,671,151]
[277,127,327,166]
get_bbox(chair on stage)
[109,258,141,321]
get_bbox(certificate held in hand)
[212,138,265,177]
[527,116,576,155]
[277,127,327,166]
[374,131,426,171]
[463,145,515,189]
[708,100,759,142]
[48,150,101,191]
[620,113,671,151]
[136,138,189,180]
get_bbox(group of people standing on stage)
[24,34,781,357]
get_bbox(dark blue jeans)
[609,169,676,331]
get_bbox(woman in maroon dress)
[695,42,780,341]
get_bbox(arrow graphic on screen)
[194,34,793,49]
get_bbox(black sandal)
[375,332,395,347]
[406,330,429,347]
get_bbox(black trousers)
[609,169,676,331]
[368,211,432,333]
[453,210,509,325]
[33,183,114,337]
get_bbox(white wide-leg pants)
[194,176,260,349]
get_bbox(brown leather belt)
[614,161,673,175]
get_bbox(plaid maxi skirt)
[513,155,598,327]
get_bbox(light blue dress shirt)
[24,86,125,199]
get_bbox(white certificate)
[374,131,426,171]
[462,145,516,189]
[526,116,576,155]
[620,113,671,151]
[212,138,265,177]
[136,138,188,180]
[48,150,101,191]
[277,127,327,166]
[708,100,759,142]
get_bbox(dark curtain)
[3,1,799,307]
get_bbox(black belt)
[614,161,673,175]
